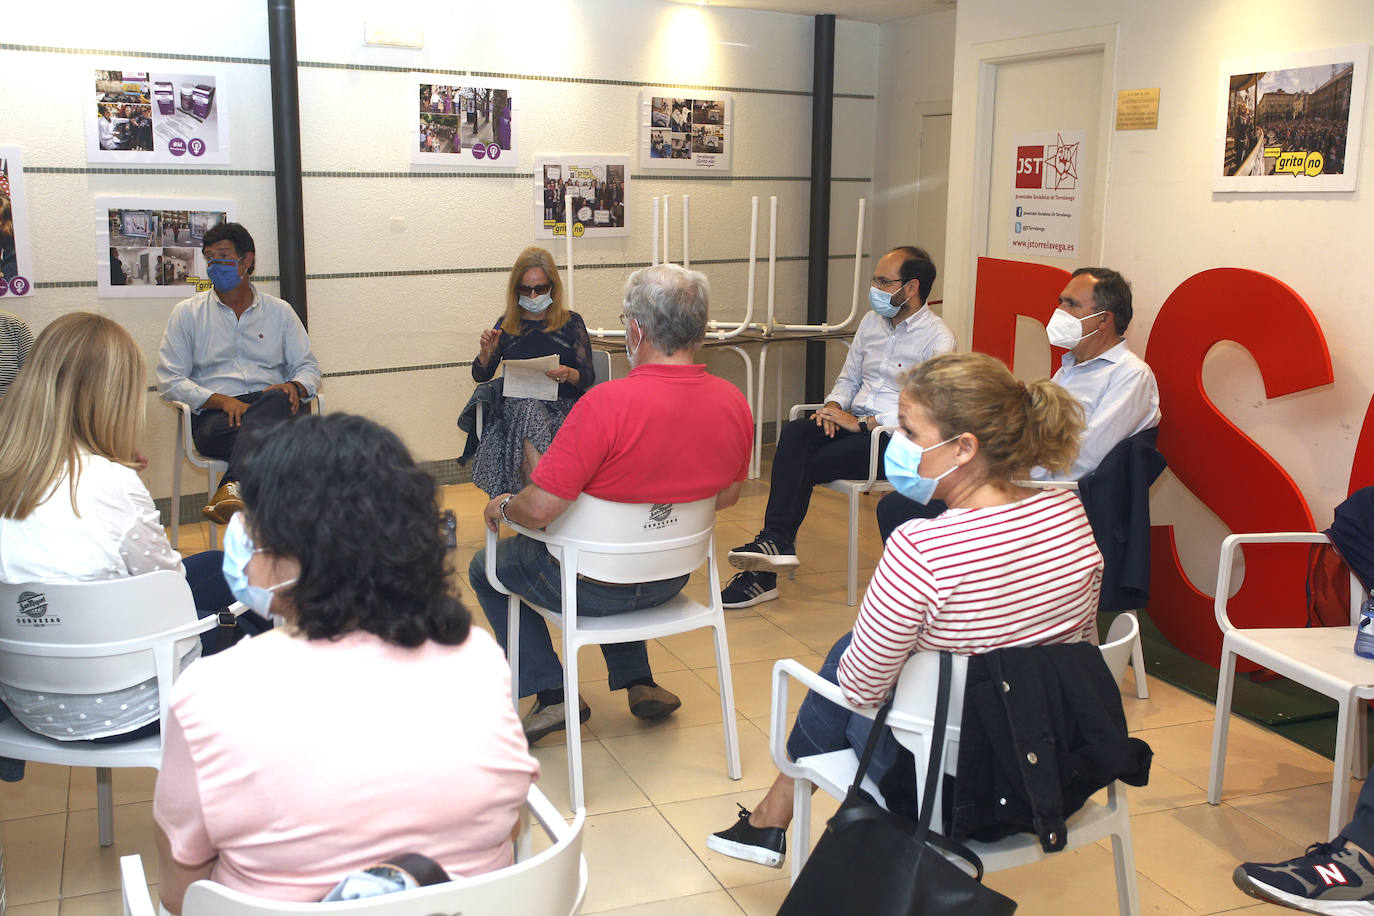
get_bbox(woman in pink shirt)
[153,414,538,911]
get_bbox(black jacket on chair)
[456,378,503,467]
[1078,428,1167,613]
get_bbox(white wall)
[1,0,879,512]
[925,0,1374,588]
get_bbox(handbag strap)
[915,652,953,837]
[842,698,893,802]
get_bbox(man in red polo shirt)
[468,263,753,744]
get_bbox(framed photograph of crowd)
[84,65,230,164]
[1214,44,1368,192]
[412,78,517,167]
[96,197,233,298]
[639,90,732,171]
[0,147,35,297]
[534,156,630,239]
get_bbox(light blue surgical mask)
[868,285,901,318]
[519,292,552,314]
[222,514,295,617]
[884,431,961,505]
[206,257,242,291]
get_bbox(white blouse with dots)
[0,451,196,740]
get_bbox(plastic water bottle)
[1355,589,1374,658]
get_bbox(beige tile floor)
[0,477,1347,914]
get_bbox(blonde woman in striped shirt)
[709,351,1101,868]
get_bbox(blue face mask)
[221,514,295,617]
[884,431,961,505]
[206,257,242,291]
[868,285,902,318]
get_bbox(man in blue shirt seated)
[156,222,321,525]
[722,245,955,609]
[875,266,1161,541]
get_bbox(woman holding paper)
[470,246,594,497]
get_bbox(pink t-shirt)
[532,363,753,502]
[153,627,538,902]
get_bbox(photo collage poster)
[1214,44,1368,192]
[534,156,630,239]
[413,78,517,166]
[96,197,234,298]
[85,65,230,164]
[639,90,732,171]
[0,147,34,297]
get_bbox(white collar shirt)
[824,306,956,427]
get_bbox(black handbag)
[776,653,1017,916]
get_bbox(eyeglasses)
[516,282,552,296]
[870,275,903,290]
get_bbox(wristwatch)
[860,416,871,433]
[499,495,514,523]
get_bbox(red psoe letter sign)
[1145,268,1332,668]
[971,256,1070,366]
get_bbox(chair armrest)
[120,854,157,916]
[310,390,325,414]
[863,424,899,485]
[770,658,880,778]
[167,399,197,458]
[789,402,826,421]
[1013,478,1080,491]
[1214,531,1329,631]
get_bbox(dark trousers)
[785,632,899,784]
[1343,767,1374,851]
[190,388,295,484]
[761,418,889,548]
[876,491,948,543]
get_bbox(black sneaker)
[728,536,799,571]
[707,804,786,868]
[1234,838,1374,913]
[721,571,778,609]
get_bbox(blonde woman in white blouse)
[0,312,240,751]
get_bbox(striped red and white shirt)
[838,489,1102,705]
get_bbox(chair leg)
[1357,700,1370,779]
[1331,695,1356,841]
[564,641,585,812]
[1130,631,1149,699]
[206,469,221,550]
[170,443,183,550]
[1110,828,1142,916]
[1207,645,1239,806]
[507,596,522,714]
[711,622,742,780]
[96,767,114,846]
[846,490,859,607]
[790,777,812,885]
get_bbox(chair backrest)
[177,791,587,916]
[542,493,716,583]
[1099,612,1140,686]
[592,348,612,386]
[0,571,200,694]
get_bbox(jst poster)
[85,66,230,164]
[639,90,732,171]
[96,198,233,298]
[1214,45,1368,192]
[0,147,34,297]
[1009,129,1087,260]
[413,79,517,166]
[534,156,629,239]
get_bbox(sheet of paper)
[501,354,560,401]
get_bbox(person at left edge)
[156,222,320,526]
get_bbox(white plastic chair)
[486,494,741,811]
[168,391,325,550]
[1014,477,1150,700]
[772,612,1143,915]
[119,784,588,916]
[1207,532,1371,840]
[473,350,611,440]
[788,403,897,606]
[0,571,237,846]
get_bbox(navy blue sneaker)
[728,537,799,571]
[720,571,778,609]
[1234,838,1374,913]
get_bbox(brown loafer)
[202,480,244,525]
[628,683,681,720]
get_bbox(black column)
[267,0,308,326]
[805,14,835,402]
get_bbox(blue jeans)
[786,632,899,783]
[468,534,689,698]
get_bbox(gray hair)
[621,264,709,355]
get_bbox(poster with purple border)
[638,89,732,172]
[84,65,230,165]
[96,197,234,298]
[0,147,35,298]
[411,77,517,167]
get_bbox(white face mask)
[1046,307,1107,349]
[518,292,552,314]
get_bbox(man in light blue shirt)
[721,246,955,608]
[156,222,320,524]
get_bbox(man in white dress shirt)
[156,222,320,525]
[875,265,1161,541]
[722,246,955,608]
